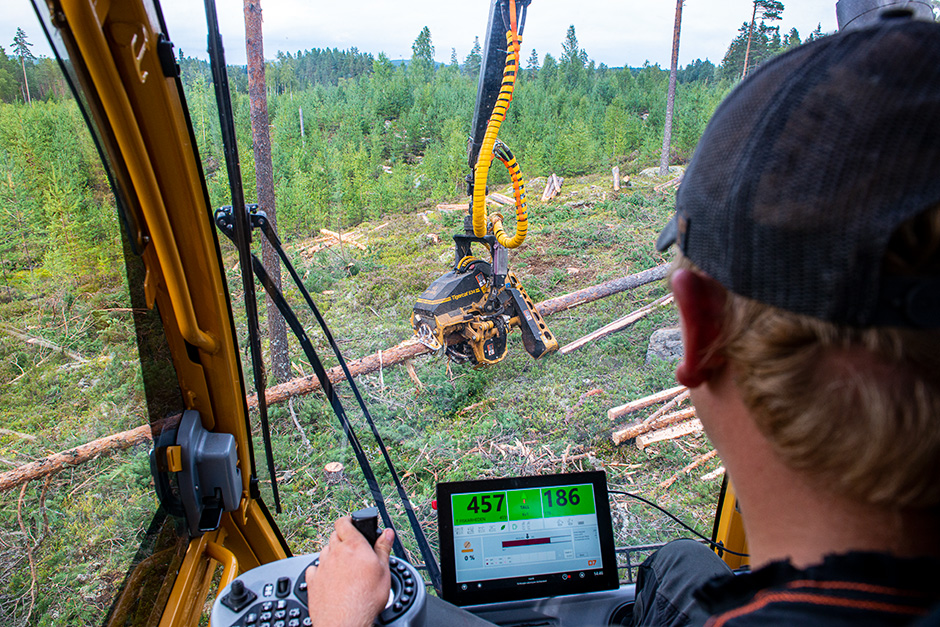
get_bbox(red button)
[431,500,437,510]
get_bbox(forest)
[0,4,831,625]
[0,16,823,282]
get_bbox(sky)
[4,1,838,69]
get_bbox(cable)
[609,490,750,558]
[471,16,521,242]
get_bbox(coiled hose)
[471,0,528,249]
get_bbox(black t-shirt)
[696,552,940,626]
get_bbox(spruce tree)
[463,36,481,78]
[526,49,540,78]
[411,26,435,83]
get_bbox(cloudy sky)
[4,1,837,69]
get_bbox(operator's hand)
[306,516,395,627]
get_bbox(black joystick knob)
[351,506,380,546]
[221,578,256,612]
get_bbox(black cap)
[656,15,940,328]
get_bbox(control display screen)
[437,472,618,606]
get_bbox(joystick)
[221,579,256,613]
[351,506,380,546]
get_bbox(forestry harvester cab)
[411,0,559,366]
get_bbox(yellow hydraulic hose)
[472,13,524,244]
[490,142,528,248]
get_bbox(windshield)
[0,1,841,625]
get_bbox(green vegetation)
[0,17,820,627]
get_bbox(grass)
[0,171,726,626]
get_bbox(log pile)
[654,175,682,193]
[610,385,702,448]
[541,173,564,202]
[610,385,720,486]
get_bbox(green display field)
[451,492,509,526]
[452,484,595,525]
[507,489,542,521]
[540,484,596,518]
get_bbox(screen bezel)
[437,471,618,606]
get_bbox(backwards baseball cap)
[656,12,940,328]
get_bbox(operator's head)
[657,14,940,509]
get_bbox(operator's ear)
[671,268,727,388]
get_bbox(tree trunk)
[244,0,290,382]
[742,1,758,79]
[659,0,683,176]
[20,57,31,104]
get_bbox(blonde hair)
[675,206,940,508]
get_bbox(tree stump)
[324,462,345,484]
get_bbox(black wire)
[204,0,279,510]
[609,490,750,558]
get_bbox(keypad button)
[302,618,312,627]
[263,583,275,597]
[401,594,410,604]
[288,621,300,627]
[274,610,286,619]
[262,602,274,612]
[298,581,307,592]
[393,602,403,612]
[276,599,287,610]
[245,613,259,625]
[260,612,272,621]
[289,608,301,618]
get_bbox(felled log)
[641,389,691,428]
[660,450,717,489]
[560,294,673,354]
[0,324,86,363]
[612,167,621,191]
[537,263,669,317]
[0,428,37,442]
[487,193,514,206]
[612,407,696,445]
[654,175,682,193]
[607,383,686,421]
[250,339,428,409]
[435,203,468,213]
[701,466,725,482]
[0,414,182,493]
[251,264,670,408]
[636,418,702,450]
[319,228,367,251]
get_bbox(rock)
[646,327,683,364]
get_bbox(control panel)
[210,508,426,627]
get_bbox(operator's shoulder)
[699,552,940,627]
